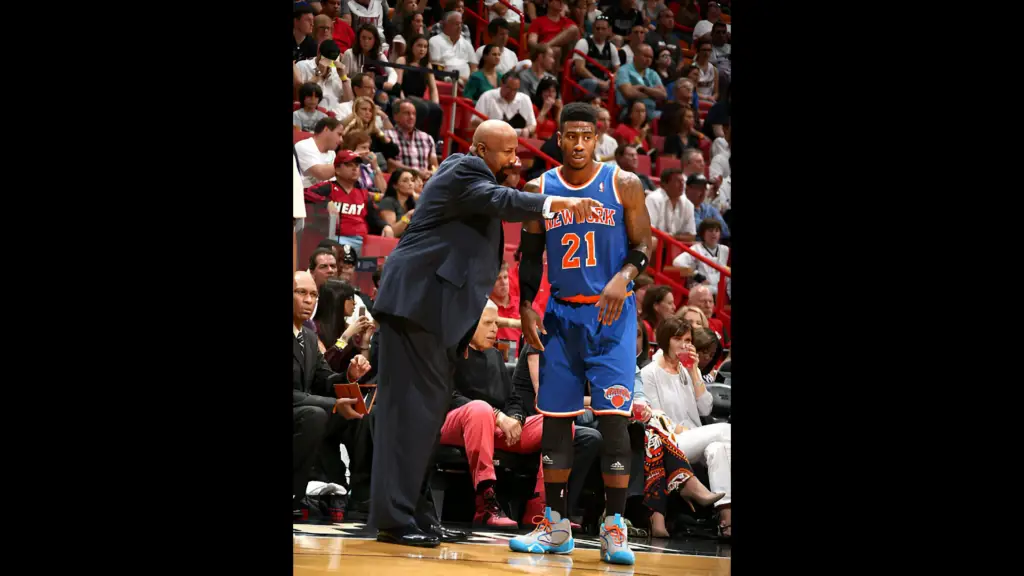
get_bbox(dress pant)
[311,410,370,496]
[369,313,463,531]
[293,405,329,504]
[674,422,732,507]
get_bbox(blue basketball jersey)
[541,163,631,300]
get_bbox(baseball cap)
[686,173,709,187]
[319,39,341,61]
[334,150,363,165]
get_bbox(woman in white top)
[342,24,398,93]
[641,316,731,537]
[693,38,719,103]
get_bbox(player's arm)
[518,178,548,351]
[596,170,653,326]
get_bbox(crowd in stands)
[292,0,732,539]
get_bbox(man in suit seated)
[292,271,371,517]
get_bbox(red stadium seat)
[635,154,652,177]
[650,134,666,153]
[698,100,713,111]
[655,155,681,177]
[294,129,313,144]
[503,220,521,254]
[360,235,399,260]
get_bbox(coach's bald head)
[472,120,520,182]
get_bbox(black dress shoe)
[376,526,441,548]
[423,523,468,543]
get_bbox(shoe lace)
[528,515,553,536]
[604,523,626,546]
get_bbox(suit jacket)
[292,326,343,413]
[373,153,549,348]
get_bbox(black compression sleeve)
[519,231,545,305]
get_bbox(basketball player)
[509,103,652,565]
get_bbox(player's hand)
[498,414,522,446]
[520,305,546,351]
[347,354,371,381]
[596,272,629,326]
[549,196,602,223]
[335,397,363,420]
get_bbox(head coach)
[369,119,601,547]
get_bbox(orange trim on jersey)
[588,407,633,417]
[536,406,587,418]
[611,166,622,205]
[555,163,605,190]
[556,290,634,304]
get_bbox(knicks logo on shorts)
[604,385,632,409]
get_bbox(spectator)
[635,323,651,368]
[519,45,558,99]
[322,0,356,53]
[708,118,729,195]
[645,167,696,242]
[672,218,729,295]
[611,100,655,158]
[675,304,708,331]
[510,342,604,526]
[573,15,620,96]
[659,78,699,137]
[345,0,389,54]
[294,3,319,62]
[390,10,425,62]
[675,0,700,38]
[304,150,395,250]
[343,129,387,192]
[701,84,730,139]
[633,273,654,320]
[394,33,444,137]
[684,173,730,240]
[693,38,719,103]
[685,284,727,343]
[313,14,335,46]
[692,0,730,42]
[428,10,477,85]
[645,8,683,67]
[341,96,397,153]
[294,156,306,274]
[295,117,345,188]
[342,24,398,94]
[292,271,365,517]
[641,316,731,538]
[385,99,439,179]
[640,284,675,344]
[651,46,681,86]
[613,144,655,191]
[294,83,329,132]
[708,20,730,91]
[314,278,376,374]
[604,0,642,45]
[618,21,647,66]
[692,325,726,382]
[308,247,339,290]
[594,106,618,162]
[335,73,385,130]
[663,105,705,160]
[486,0,525,41]
[639,0,666,29]
[615,42,665,121]
[295,39,351,111]
[532,77,563,141]
[489,261,522,343]
[527,0,581,63]
[473,19,520,76]
[377,169,418,237]
[428,0,472,43]
[464,44,504,102]
[472,72,537,138]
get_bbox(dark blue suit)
[369,153,549,532]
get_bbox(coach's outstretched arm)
[595,170,653,326]
[518,177,548,351]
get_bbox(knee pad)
[541,416,574,470]
[597,415,631,477]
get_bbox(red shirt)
[332,18,355,54]
[530,15,575,44]
[491,294,521,342]
[507,260,551,321]
[305,181,371,237]
[533,104,557,141]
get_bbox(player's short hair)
[655,315,692,354]
[559,102,597,128]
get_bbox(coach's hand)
[520,304,546,351]
[596,272,629,326]
[497,414,522,446]
[548,196,603,223]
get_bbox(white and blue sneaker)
[599,513,635,565]
[508,507,574,555]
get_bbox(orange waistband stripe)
[556,290,634,304]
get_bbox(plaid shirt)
[385,127,435,172]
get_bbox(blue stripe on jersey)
[542,163,632,299]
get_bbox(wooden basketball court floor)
[294,521,731,575]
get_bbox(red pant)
[441,400,569,494]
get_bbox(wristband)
[401,214,411,223]
[624,249,648,274]
[336,338,348,349]
[339,75,349,82]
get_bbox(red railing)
[478,0,527,58]
[564,49,619,121]
[649,227,730,324]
